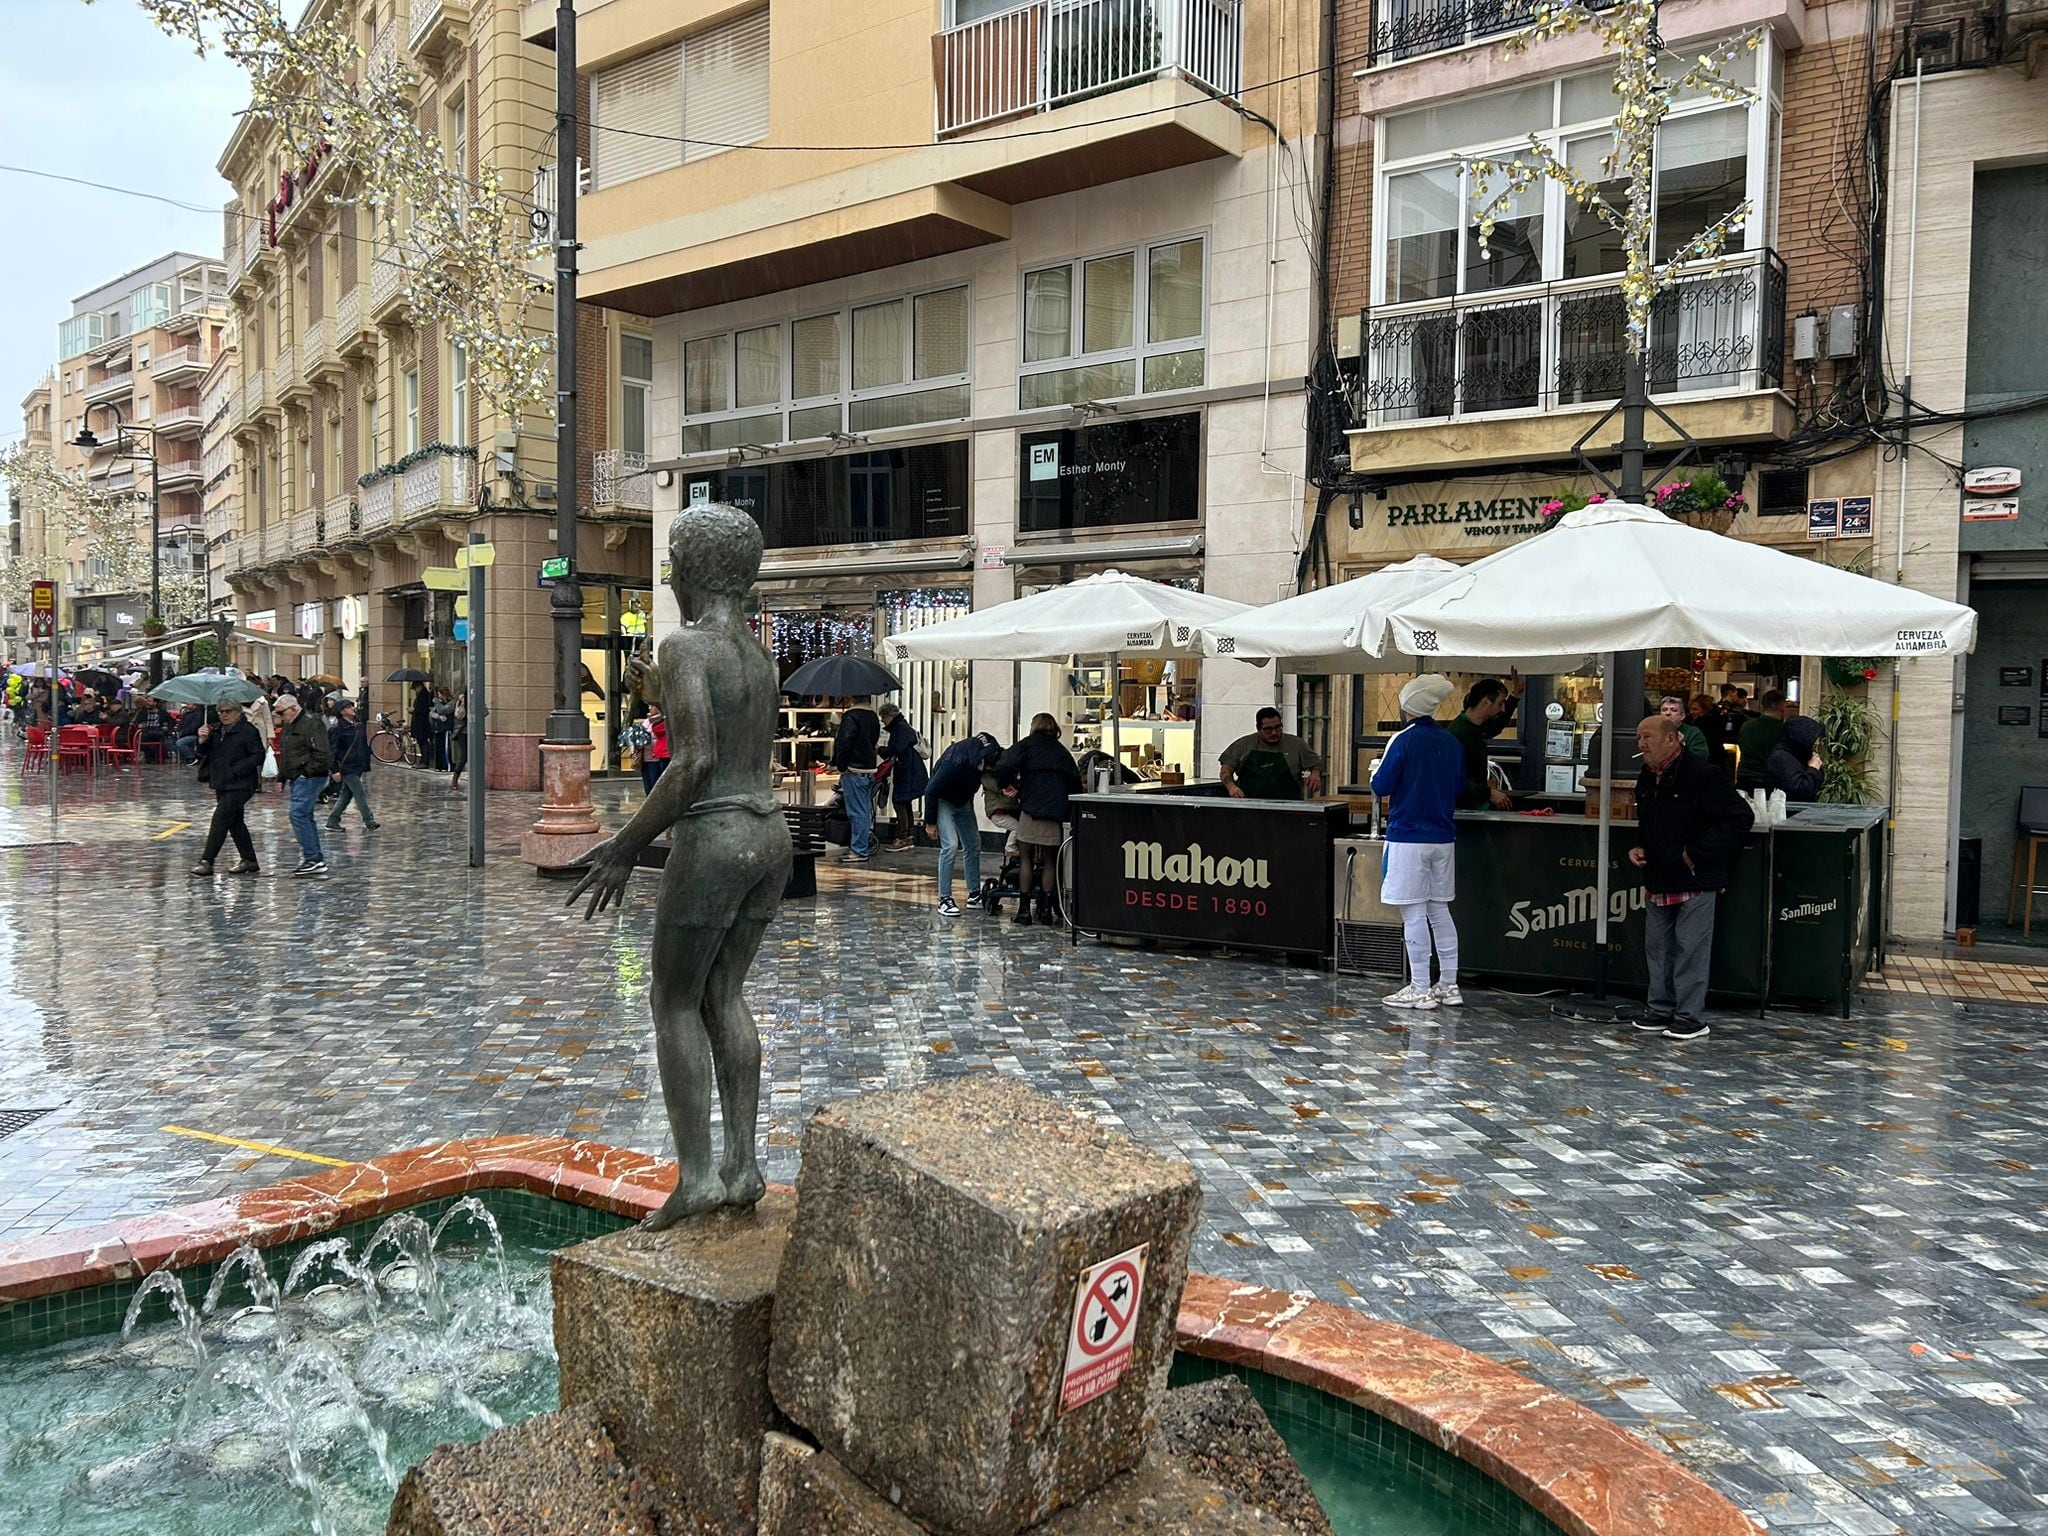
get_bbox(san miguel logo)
[266,140,335,247]
[1123,841,1271,889]
[1506,882,1646,940]
[1778,898,1838,921]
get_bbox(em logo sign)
[1029,443,1060,482]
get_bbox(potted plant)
[141,614,166,638]
[1535,489,1605,531]
[1647,472,1746,534]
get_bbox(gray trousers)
[1645,892,1717,1024]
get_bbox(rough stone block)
[773,1449,928,1536]
[1034,1451,1298,1536]
[384,1403,658,1536]
[769,1077,1202,1536]
[552,1194,793,1535]
[1154,1378,1335,1536]
[755,1432,818,1536]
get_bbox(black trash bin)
[1956,836,1982,930]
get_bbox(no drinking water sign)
[1060,1243,1148,1412]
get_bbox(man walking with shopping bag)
[274,692,332,876]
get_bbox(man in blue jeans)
[830,695,882,863]
[925,732,1000,916]
[273,692,332,876]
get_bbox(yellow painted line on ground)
[152,821,192,840]
[161,1124,353,1167]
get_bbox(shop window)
[1020,237,1207,410]
[403,368,420,453]
[1017,412,1201,534]
[681,439,969,549]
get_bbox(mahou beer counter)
[1070,792,1347,956]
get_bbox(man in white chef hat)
[1370,673,1466,1009]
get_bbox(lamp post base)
[520,741,606,875]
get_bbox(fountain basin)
[0,1138,1758,1536]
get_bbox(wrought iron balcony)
[935,0,1243,137]
[290,506,321,554]
[400,447,475,521]
[1356,248,1786,430]
[83,369,135,406]
[369,4,407,77]
[593,449,652,513]
[1369,0,1535,63]
[360,476,397,531]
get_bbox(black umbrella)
[386,667,430,683]
[74,669,124,697]
[780,655,900,700]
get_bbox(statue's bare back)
[567,504,791,1228]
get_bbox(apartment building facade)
[524,0,1323,772]
[3,380,56,652]
[1314,0,2047,938]
[49,253,229,660]
[220,0,648,788]
[200,333,239,628]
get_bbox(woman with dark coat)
[876,702,930,850]
[410,682,435,767]
[1765,715,1825,804]
[995,714,1082,926]
[191,698,268,876]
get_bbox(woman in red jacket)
[640,705,670,793]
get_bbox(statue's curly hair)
[668,503,763,596]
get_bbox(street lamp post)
[72,404,163,686]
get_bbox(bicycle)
[368,711,422,767]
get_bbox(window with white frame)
[403,367,420,453]
[678,284,971,454]
[620,333,653,457]
[1367,42,1779,424]
[591,9,770,191]
[1019,236,1207,410]
[448,341,469,446]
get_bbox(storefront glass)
[582,585,655,775]
[681,440,969,549]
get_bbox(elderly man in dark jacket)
[1628,713,1754,1042]
[192,699,267,877]
[275,691,332,876]
[324,697,380,832]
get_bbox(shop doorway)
[1960,580,2048,942]
[580,585,655,775]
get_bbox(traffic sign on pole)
[29,581,54,641]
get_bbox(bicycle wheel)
[369,729,402,765]
[402,734,423,768]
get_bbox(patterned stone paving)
[1,750,2046,1533]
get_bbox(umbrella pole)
[1593,650,1615,1002]
[1109,652,1121,791]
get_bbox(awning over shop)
[882,569,1245,662]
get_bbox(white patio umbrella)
[1379,501,1979,999]
[882,569,1248,773]
[884,569,1247,662]
[1198,554,1589,675]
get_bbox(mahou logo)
[1123,841,1272,889]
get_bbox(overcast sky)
[0,1,248,443]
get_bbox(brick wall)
[307,236,325,323]
[577,303,609,474]
[339,205,358,289]
[420,322,441,441]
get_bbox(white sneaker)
[937,898,961,917]
[1383,983,1439,1010]
[1432,983,1464,1007]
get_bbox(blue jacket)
[926,733,998,816]
[328,714,372,776]
[879,715,929,803]
[1371,716,1462,844]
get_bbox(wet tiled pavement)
[2,750,2045,1534]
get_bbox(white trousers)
[1400,901,1459,990]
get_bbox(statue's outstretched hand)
[567,838,636,920]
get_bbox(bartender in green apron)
[1219,707,1325,800]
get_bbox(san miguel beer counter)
[1070,789,1883,1014]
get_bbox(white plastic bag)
[262,747,279,781]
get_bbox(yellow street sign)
[455,596,470,618]
[454,543,496,569]
[424,567,465,591]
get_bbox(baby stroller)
[975,809,1024,917]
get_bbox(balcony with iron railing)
[400,447,476,521]
[593,449,652,513]
[335,287,371,355]
[240,367,275,422]
[152,344,209,384]
[1350,249,1789,472]
[409,0,468,60]
[300,318,332,381]
[1366,0,1536,64]
[275,340,297,390]
[154,404,207,438]
[290,505,321,555]
[369,253,405,319]
[360,475,397,531]
[157,458,205,491]
[324,492,355,543]
[935,0,1243,136]
[369,3,408,76]
[83,368,136,406]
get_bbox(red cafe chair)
[22,727,46,773]
[101,724,138,770]
[56,725,93,774]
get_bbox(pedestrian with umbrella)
[170,674,266,877]
[830,695,883,863]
